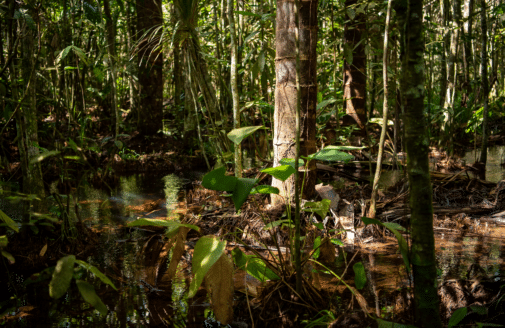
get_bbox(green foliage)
[301,310,336,327]
[250,185,279,195]
[227,126,264,145]
[0,209,19,232]
[303,199,331,219]
[75,280,108,316]
[189,236,227,298]
[49,255,76,299]
[261,165,296,182]
[353,262,366,290]
[231,248,279,282]
[75,260,117,290]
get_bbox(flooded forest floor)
[1,129,505,327]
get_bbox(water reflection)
[464,145,505,182]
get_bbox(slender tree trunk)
[396,1,442,327]
[462,0,474,106]
[228,0,242,177]
[136,0,163,135]
[272,0,318,205]
[343,0,367,136]
[369,0,392,219]
[16,8,46,216]
[103,0,119,137]
[479,0,489,165]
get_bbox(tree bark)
[272,0,318,205]
[479,0,489,165]
[343,0,367,134]
[136,0,163,135]
[396,0,442,327]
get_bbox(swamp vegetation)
[1,0,505,327]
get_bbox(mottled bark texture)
[136,0,163,135]
[395,1,442,327]
[343,0,367,131]
[272,0,318,205]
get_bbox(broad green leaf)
[127,218,199,232]
[189,236,226,298]
[262,165,295,182]
[202,167,237,192]
[114,140,123,150]
[76,280,108,316]
[327,145,366,151]
[469,305,487,315]
[353,262,366,290]
[49,255,76,299]
[1,250,15,263]
[369,117,394,126]
[0,209,19,232]
[331,239,344,247]
[317,98,337,111]
[303,199,331,219]
[279,158,305,168]
[264,219,291,230]
[250,185,279,195]
[361,217,410,273]
[30,150,61,164]
[258,51,266,72]
[71,46,88,65]
[75,260,117,290]
[232,178,257,212]
[231,248,279,282]
[347,8,356,20]
[448,307,468,328]
[308,146,354,163]
[0,235,7,248]
[227,126,263,145]
[313,237,321,259]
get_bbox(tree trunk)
[272,0,317,205]
[343,0,367,134]
[479,0,489,165]
[103,0,119,137]
[462,0,474,106]
[16,10,46,216]
[396,0,442,327]
[136,0,163,135]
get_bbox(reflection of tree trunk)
[343,0,367,133]
[272,0,318,205]
[136,0,163,135]
[396,1,442,327]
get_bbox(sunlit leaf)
[264,219,291,230]
[262,165,295,182]
[308,146,354,163]
[49,255,76,299]
[76,280,108,316]
[0,235,7,248]
[30,150,61,164]
[279,158,305,168]
[313,237,321,259]
[75,260,117,290]
[189,236,226,298]
[303,199,331,218]
[127,218,199,232]
[369,117,394,126]
[227,126,263,145]
[250,185,279,195]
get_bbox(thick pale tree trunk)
[343,0,367,134]
[272,0,317,205]
[396,1,442,327]
[136,0,163,135]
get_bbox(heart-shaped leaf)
[202,167,237,192]
[262,165,296,182]
[227,126,263,145]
